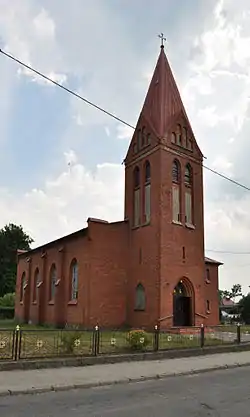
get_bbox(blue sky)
[1,0,250,292]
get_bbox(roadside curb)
[1,361,250,398]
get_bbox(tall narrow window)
[137,129,141,151]
[146,133,151,145]
[141,126,146,147]
[183,127,187,148]
[20,272,26,303]
[33,268,40,303]
[184,164,193,225]
[206,300,210,312]
[144,160,151,223]
[172,160,181,223]
[171,132,176,143]
[187,138,193,150]
[176,124,182,145]
[133,166,140,227]
[49,264,57,302]
[135,283,146,311]
[70,259,78,301]
[206,268,210,283]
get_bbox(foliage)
[127,329,150,351]
[0,293,15,307]
[238,294,250,324]
[0,223,33,297]
[219,284,242,303]
[0,307,15,320]
[60,325,81,354]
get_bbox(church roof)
[205,256,223,266]
[140,45,193,139]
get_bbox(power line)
[206,249,250,255]
[1,48,250,192]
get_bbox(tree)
[238,294,250,324]
[0,223,33,297]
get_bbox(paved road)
[1,366,250,416]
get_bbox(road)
[1,366,250,416]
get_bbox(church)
[15,43,222,329]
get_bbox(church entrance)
[173,280,193,327]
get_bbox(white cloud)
[0,157,124,247]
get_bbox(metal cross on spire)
[158,33,166,48]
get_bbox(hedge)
[0,306,15,320]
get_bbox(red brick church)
[15,44,222,329]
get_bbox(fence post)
[200,324,205,348]
[154,325,159,351]
[93,325,100,356]
[14,325,20,361]
[237,323,241,344]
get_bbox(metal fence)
[0,324,246,362]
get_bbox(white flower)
[74,339,81,347]
[139,337,145,344]
[189,335,194,340]
[167,336,172,342]
[36,340,43,349]
[0,340,6,349]
[110,338,116,346]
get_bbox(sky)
[0,0,250,293]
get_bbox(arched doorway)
[173,279,194,327]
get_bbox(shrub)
[0,306,15,320]
[0,293,15,307]
[60,325,81,354]
[127,329,150,351]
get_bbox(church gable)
[166,111,203,159]
[124,115,158,164]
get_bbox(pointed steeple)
[140,44,191,139]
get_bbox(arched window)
[183,127,187,148]
[146,133,151,145]
[176,124,182,145]
[33,268,40,303]
[144,161,151,223]
[184,164,192,186]
[184,164,193,225]
[206,300,210,312]
[70,259,78,301]
[172,160,180,183]
[135,284,146,311]
[20,272,26,303]
[171,132,176,143]
[133,166,140,227]
[49,264,57,302]
[173,281,187,296]
[187,138,193,150]
[206,268,210,283]
[172,160,181,223]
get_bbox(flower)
[36,340,43,349]
[74,339,81,347]
[0,340,6,349]
[139,337,145,344]
[189,335,194,340]
[167,336,172,342]
[110,338,116,346]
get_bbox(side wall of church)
[15,221,128,328]
[204,263,220,326]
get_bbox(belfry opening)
[173,279,193,327]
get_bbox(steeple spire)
[139,42,194,140]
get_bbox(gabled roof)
[205,256,223,266]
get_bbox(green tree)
[238,294,250,324]
[0,223,33,296]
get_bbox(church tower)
[124,41,207,328]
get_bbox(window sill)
[68,300,78,305]
[134,308,145,312]
[132,225,141,230]
[172,220,183,227]
[205,279,211,284]
[48,301,55,306]
[185,223,195,230]
[206,310,211,315]
[32,301,37,305]
[20,301,24,306]
[141,221,150,227]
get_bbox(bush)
[0,293,15,307]
[127,329,150,351]
[60,325,81,354]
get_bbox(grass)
[0,320,247,361]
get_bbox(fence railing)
[0,324,247,362]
